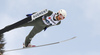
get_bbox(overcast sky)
[0,0,100,55]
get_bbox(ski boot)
[23,43,36,48]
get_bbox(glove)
[26,14,32,17]
[44,27,47,31]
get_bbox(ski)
[4,36,76,52]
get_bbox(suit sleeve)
[44,10,53,16]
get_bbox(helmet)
[57,9,67,18]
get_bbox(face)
[56,14,65,21]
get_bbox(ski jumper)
[2,10,61,47]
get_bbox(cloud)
[76,0,100,37]
[83,0,100,20]
[0,14,15,28]
[4,52,22,55]
[85,51,100,55]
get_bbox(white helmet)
[57,9,67,18]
